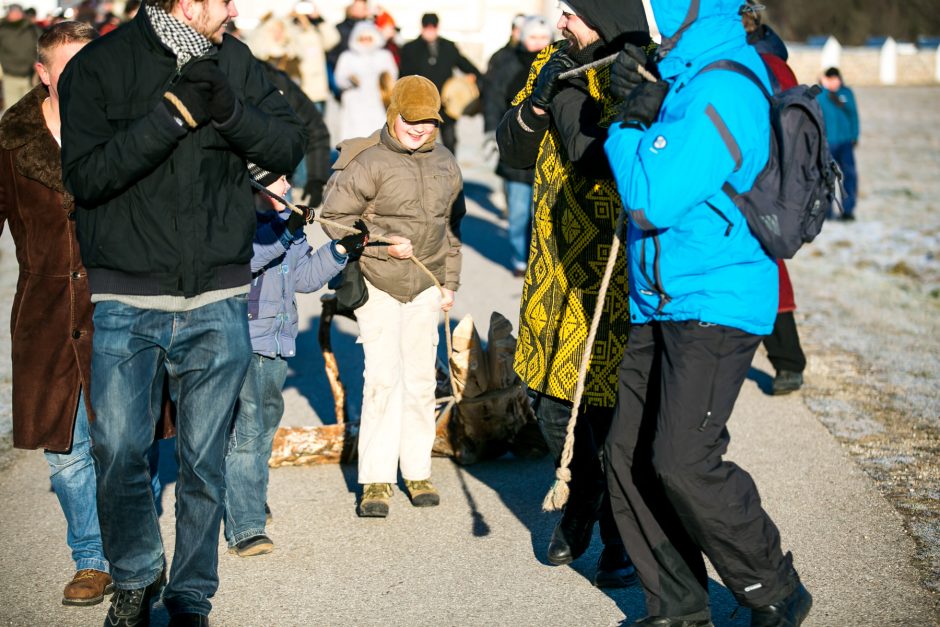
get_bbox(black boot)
[594,541,638,588]
[750,583,812,627]
[547,497,599,565]
[102,570,165,627]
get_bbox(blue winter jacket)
[817,85,859,147]
[248,209,346,358]
[604,0,778,335]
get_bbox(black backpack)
[698,60,842,259]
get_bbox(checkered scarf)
[146,3,214,69]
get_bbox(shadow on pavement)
[746,366,774,396]
[463,179,503,219]
[459,211,514,272]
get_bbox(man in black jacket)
[261,61,331,206]
[399,12,480,155]
[58,0,305,624]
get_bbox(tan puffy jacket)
[321,128,464,303]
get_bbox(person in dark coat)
[58,0,305,622]
[497,0,650,590]
[0,3,39,108]
[741,0,807,395]
[260,61,331,206]
[482,15,551,275]
[399,12,481,155]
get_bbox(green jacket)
[0,18,39,77]
[59,11,305,298]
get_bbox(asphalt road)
[0,116,935,626]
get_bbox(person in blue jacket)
[602,0,812,625]
[818,66,860,220]
[224,164,368,557]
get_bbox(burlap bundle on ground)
[437,312,545,465]
[268,310,545,467]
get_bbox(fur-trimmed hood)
[0,84,67,195]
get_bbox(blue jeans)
[505,180,534,271]
[224,354,288,546]
[44,390,109,573]
[830,142,857,217]
[90,297,251,617]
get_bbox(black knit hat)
[247,162,282,188]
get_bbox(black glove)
[611,43,657,101]
[285,204,313,235]
[616,81,669,129]
[530,52,578,110]
[163,73,213,128]
[303,179,325,207]
[337,219,369,257]
[184,59,237,123]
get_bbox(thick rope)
[251,180,461,402]
[542,211,626,511]
[542,54,658,512]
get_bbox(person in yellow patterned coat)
[496,0,649,589]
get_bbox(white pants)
[356,280,441,484]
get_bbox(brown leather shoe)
[62,569,114,606]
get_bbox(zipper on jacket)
[638,232,672,316]
[705,201,733,236]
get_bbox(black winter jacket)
[59,11,306,298]
[261,62,331,200]
[482,44,538,184]
[399,36,480,113]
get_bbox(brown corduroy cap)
[386,75,444,132]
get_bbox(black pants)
[605,322,796,618]
[763,311,806,374]
[440,117,458,156]
[530,392,620,546]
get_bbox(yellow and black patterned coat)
[496,42,631,408]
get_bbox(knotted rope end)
[541,468,572,512]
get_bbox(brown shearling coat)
[0,86,175,451]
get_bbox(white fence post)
[821,36,842,70]
[936,44,940,83]
[880,37,898,85]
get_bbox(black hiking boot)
[102,570,165,627]
[750,582,812,627]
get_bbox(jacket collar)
[0,85,67,194]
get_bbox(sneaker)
[103,570,165,626]
[63,569,114,606]
[750,582,812,627]
[264,502,273,525]
[772,370,803,395]
[359,483,394,517]
[228,534,274,557]
[404,479,440,507]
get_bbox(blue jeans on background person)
[90,297,251,617]
[45,390,109,574]
[224,354,289,546]
[505,179,534,272]
[830,142,857,218]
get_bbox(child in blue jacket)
[224,163,368,556]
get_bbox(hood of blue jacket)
[652,0,750,75]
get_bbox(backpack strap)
[695,59,772,102]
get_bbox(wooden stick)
[557,52,658,83]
